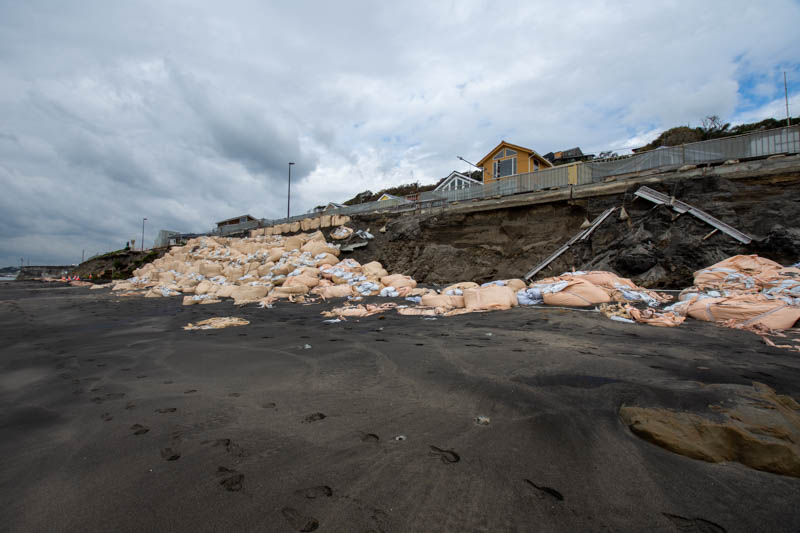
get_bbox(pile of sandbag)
[106,230,422,308]
[517,271,669,308]
[665,255,800,332]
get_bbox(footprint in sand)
[281,507,319,532]
[360,433,380,444]
[155,407,177,413]
[100,412,113,421]
[160,447,181,461]
[228,392,241,398]
[163,380,174,384]
[184,389,197,394]
[131,424,149,435]
[204,438,245,457]
[136,375,147,379]
[261,402,277,409]
[302,412,326,423]
[216,466,244,492]
[295,485,333,499]
[524,479,564,501]
[125,401,136,410]
[662,513,725,532]
[429,445,460,464]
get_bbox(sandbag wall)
[249,215,351,238]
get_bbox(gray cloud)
[0,0,799,266]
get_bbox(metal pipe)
[142,217,147,252]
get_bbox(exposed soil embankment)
[70,248,169,280]
[346,173,800,288]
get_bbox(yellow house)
[476,141,553,185]
[377,193,402,201]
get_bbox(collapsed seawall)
[346,170,800,288]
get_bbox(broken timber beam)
[633,186,753,244]
[524,207,617,281]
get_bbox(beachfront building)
[477,141,553,185]
[543,147,595,166]
[377,193,403,201]
[216,214,257,231]
[434,171,483,192]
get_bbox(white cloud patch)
[0,0,799,265]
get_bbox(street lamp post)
[457,156,483,180]
[142,217,147,252]
[287,162,295,218]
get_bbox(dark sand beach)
[2,281,800,532]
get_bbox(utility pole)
[142,218,147,252]
[82,249,85,263]
[785,71,791,127]
[287,162,295,218]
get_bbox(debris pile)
[184,317,250,330]
[101,230,797,341]
[109,229,429,306]
[659,255,800,347]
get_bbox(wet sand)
[2,281,800,532]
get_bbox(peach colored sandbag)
[566,271,636,289]
[421,294,465,308]
[215,285,236,298]
[271,285,309,298]
[303,240,340,257]
[304,230,326,243]
[312,284,354,299]
[267,248,285,262]
[502,279,527,291]
[463,285,518,311]
[687,295,800,330]
[442,282,479,294]
[285,274,319,289]
[283,236,303,251]
[542,278,611,307]
[362,261,388,278]
[314,253,340,267]
[330,226,354,240]
[380,274,417,289]
[693,254,784,290]
[230,285,269,305]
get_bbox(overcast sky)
[1,1,798,266]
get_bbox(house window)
[494,157,516,178]
[534,159,539,171]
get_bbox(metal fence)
[238,125,799,232]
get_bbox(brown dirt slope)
[70,248,169,280]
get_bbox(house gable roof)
[434,171,483,191]
[476,140,553,168]
[377,193,402,201]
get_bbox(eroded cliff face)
[348,174,800,288]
